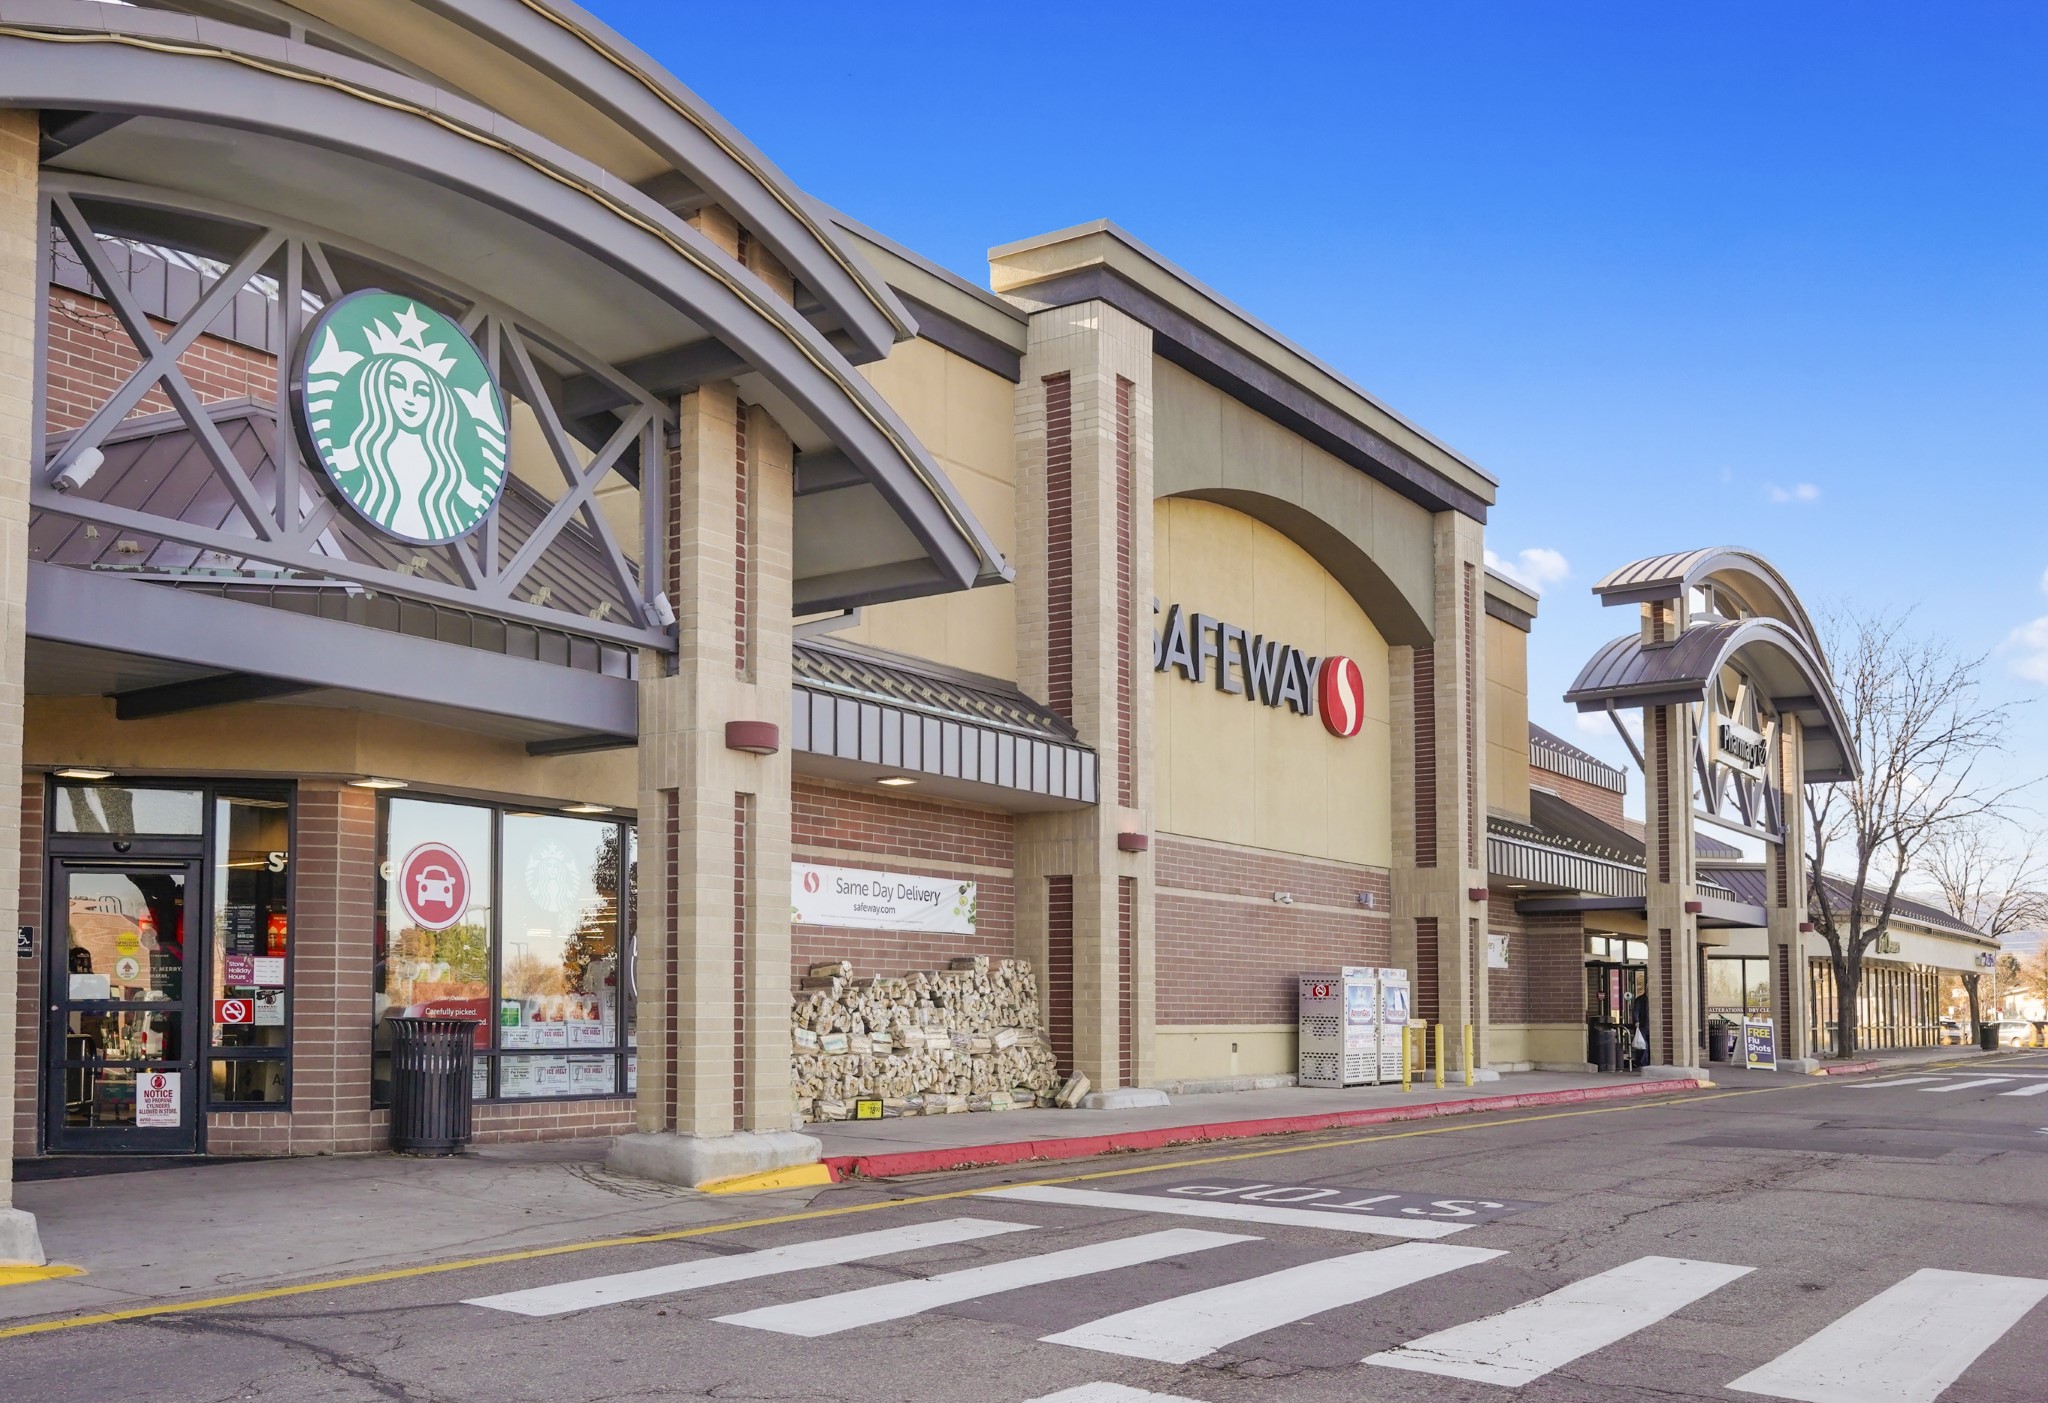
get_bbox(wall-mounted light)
[1272,891,1295,905]
[1467,886,1490,903]
[53,767,114,781]
[347,777,409,790]
[1683,900,1704,914]
[1116,832,1149,853]
[563,803,612,815]
[724,721,780,755]
[876,775,918,788]
[1356,891,1377,909]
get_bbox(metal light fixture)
[53,767,114,781]
[876,776,918,787]
[562,802,612,815]
[347,777,409,790]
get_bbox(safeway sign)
[792,863,976,935]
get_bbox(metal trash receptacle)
[388,1016,479,1155]
[1980,1021,2001,1053]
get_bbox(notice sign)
[792,862,976,935]
[1743,1017,1778,1070]
[16,925,30,960]
[215,998,256,1026]
[137,1070,181,1128]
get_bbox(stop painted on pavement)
[1139,1178,1540,1222]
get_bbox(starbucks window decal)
[296,291,509,545]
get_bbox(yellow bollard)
[1401,1024,1412,1092]
[1434,1023,1445,1090]
[1463,1024,1475,1088]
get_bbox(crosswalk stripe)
[979,1185,1468,1239]
[1363,1255,1752,1386]
[1041,1242,1504,1363]
[1727,1268,2048,1402]
[464,1217,1032,1317]
[715,1227,1253,1337]
[1926,1077,2013,1092]
[1025,1386,1207,1403]
[1998,1082,2048,1096]
[1850,1077,1939,1088]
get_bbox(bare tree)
[1806,609,2033,1057]
[1922,815,2048,1030]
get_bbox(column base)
[0,1207,45,1266]
[1639,1064,1707,1082]
[607,1130,822,1190]
[1778,1057,1821,1074]
[1079,1088,1171,1110]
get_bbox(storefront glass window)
[1706,956,1772,1027]
[53,785,204,836]
[374,798,633,1104]
[498,814,622,1096]
[209,794,293,1105]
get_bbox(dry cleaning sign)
[1155,602,1367,738]
[792,863,976,934]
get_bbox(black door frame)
[43,840,209,1155]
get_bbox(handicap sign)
[1742,1017,1777,1071]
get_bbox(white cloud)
[1484,546,1571,593]
[2007,616,2048,684]
[1766,482,1822,504]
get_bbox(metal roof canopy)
[6,4,1007,621]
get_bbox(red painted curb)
[822,1078,1709,1180]
[1811,1060,1880,1076]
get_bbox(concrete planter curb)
[822,1078,1710,1180]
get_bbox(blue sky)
[592,0,2048,816]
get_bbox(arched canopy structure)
[1568,547,1857,785]
[9,1,1008,618]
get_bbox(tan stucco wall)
[831,337,1018,680]
[1153,498,1392,866]
[1486,614,1530,821]
[25,698,635,811]
[1155,1024,1296,1083]
[1489,1023,1587,1068]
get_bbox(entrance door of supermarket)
[43,854,206,1154]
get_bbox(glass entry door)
[44,860,202,1153]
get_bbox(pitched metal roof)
[1529,722,1628,793]
[793,639,1077,742]
[1704,865,1993,942]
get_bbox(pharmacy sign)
[296,291,508,545]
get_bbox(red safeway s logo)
[215,998,254,1026]
[399,842,471,931]
[802,870,821,894]
[1319,655,1367,739]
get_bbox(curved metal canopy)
[1565,617,1858,783]
[4,4,1008,606]
[1593,546,1824,662]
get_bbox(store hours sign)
[792,863,976,935]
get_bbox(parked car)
[1939,1017,1967,1045]
[1997,1020,2038,1048]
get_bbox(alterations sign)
[792,863,976,935]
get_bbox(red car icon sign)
[415,865,456,908]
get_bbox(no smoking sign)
[215,998,255,1026]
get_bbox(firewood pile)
[791,955,1064,1121]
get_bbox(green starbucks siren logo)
[297,291,507,545]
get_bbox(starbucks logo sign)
[296,291,508,545]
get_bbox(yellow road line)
[0,1081,1803,1342]
[0,1264,82,1289]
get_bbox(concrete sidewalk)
[0,1067,1711,1328]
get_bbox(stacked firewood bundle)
[791,955,1063,1121]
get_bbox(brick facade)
[789,779,1016,981]
[1532,768,1626,827]
[1154,835,1391,1026]
[11,783,40,1156]
[44,289,277,436]
[1485,891,1585,1026]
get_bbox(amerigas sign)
[1155,603,1366,739]
[792,863,977,934]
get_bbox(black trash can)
[1709,1022,1738,1063]
[1980,1021,2001,1053]
[388,1016,480,1155]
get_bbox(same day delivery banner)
[792,862,977,935]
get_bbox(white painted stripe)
[1044,1242,1504,1363]
[1998,1082,2048,1096]
[1365,1255,1752,1386]
[1727,1268,2048,1402]
[980,1185,1468,1239]
[716,1227,1251,1337]
[464,1217,1030,1317]
[1849,1076,1940,1088]
[1926,1077,2014,1092]
[1025,1386,1207,1403]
